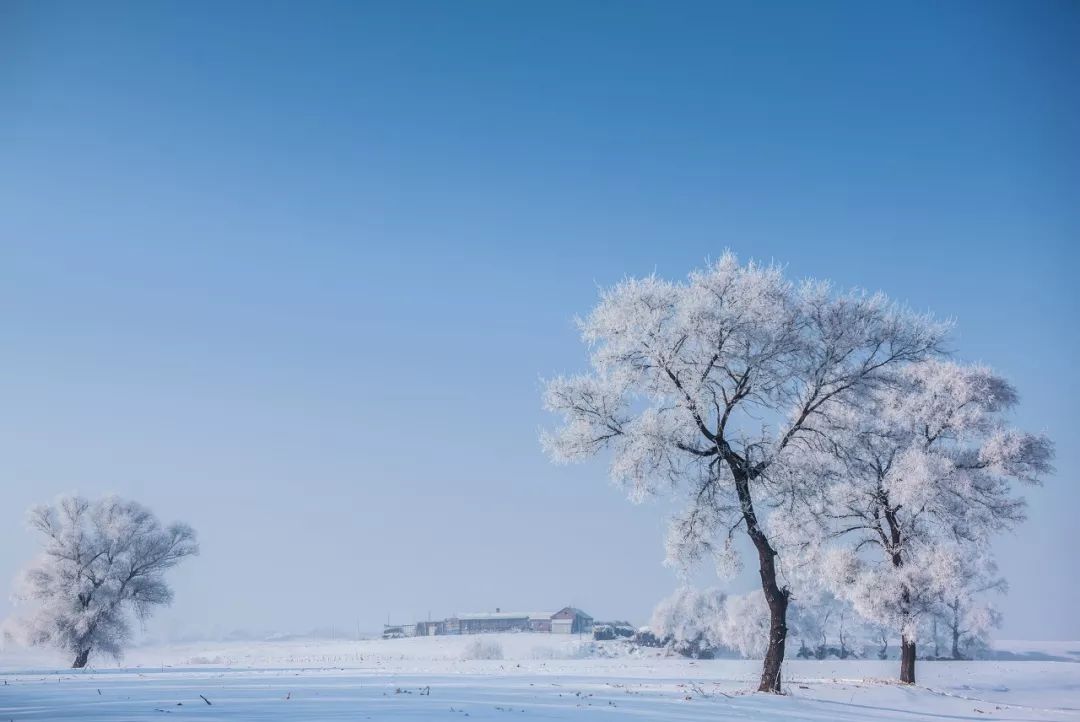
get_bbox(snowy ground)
[2,634,1078,721]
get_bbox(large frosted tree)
[541,254,945,692]
[11,495,198,668]
[784,360,1053,683]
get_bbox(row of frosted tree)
[647,582,1004,666]
[542,253,1053,691]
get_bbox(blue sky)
[1,1,1077,640]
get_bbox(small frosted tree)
[649,586,769,659]
[941,596,1001,660]
[542,253,945,692]
[11,495,198,668]
[792,360,1052,683]
[650,587,727,657]
[933,556,1006,660]
[715,590,771,659]
[789,590,858,659]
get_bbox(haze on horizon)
[1,1,1076,643]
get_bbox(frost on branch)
[541,253,948,565]
[8,495,198,668]
[664,490,742,578]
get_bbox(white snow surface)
[2,633,1078,720]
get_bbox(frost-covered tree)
[715,590,771,659]
[789,360,1053,683]
[541,253,945,692]
[789,590,859,659]
[649,587,727,657]
[941,594,1001,660]
[649,586,769,659]
[10,495,198,668]
[932,556,1006,660]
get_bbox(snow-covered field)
[2,634,1078,721]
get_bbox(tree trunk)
[759,577,789,693]
[900,637,916,684]
[950,599,962,659]
[734,475,789,693]
[884,504,913,684]
[72,648,90,669]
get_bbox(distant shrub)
[531,645,558,660]
[594,623,635,640]
[187,655,227,665]
[461,638,503,660]
[530,643,588,660]
[593,625,615,641]
[630,628,665,648]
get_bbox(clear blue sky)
[1,1,1076,641]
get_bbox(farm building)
[454,609,559,634]
[413,620,446,636]
[389,606,594,637]
[551,607,594,634]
